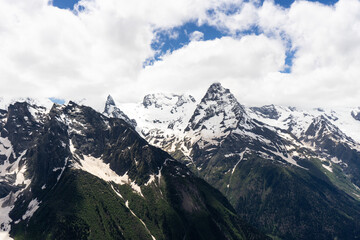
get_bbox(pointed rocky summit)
[103,95,137,128]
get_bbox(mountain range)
[1,82,360,239]
[0,99,266,240]
[107,82,360,239]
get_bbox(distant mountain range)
[106,82,360,239]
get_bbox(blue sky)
[271,0,338,8]
[52,0,79,10]
[49,97,65,104]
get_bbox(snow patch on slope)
[231,149,248,175]
[144,168,162,186]
[0,188,32,238]
[22,198,41,220]
[73,155,144,197]
[56,157,69,182]
[0,231,13,240]
[111,185,124,199]
[125,200,156,240]
[0,141,32,238]
[322,163,333,173]
[0,193,15,235]
[0,148,30,188]
[267,149,304,168]
[227,149,249,190]
[0,137,14,162]
[71,141,144,197]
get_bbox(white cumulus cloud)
[137,34,286,104]
[0,0,359,110]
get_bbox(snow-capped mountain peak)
[109,93,197,154]
[120,93,197,133]
[303,115,356,147]
[103,95,136,128]
[104,94,116,111]
[186,82,247,133]
[248,104,360,143]
[200,82,242,108]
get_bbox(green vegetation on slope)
[11,165,267,240]
[224,157,360,240]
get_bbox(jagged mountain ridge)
[0,100,266,240]
[106,82,360,239]
[248,104,360,143]
[115,83,321,168]
[111,83,360,188]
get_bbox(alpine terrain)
[0,99,267,240]
[108,82,360,240]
